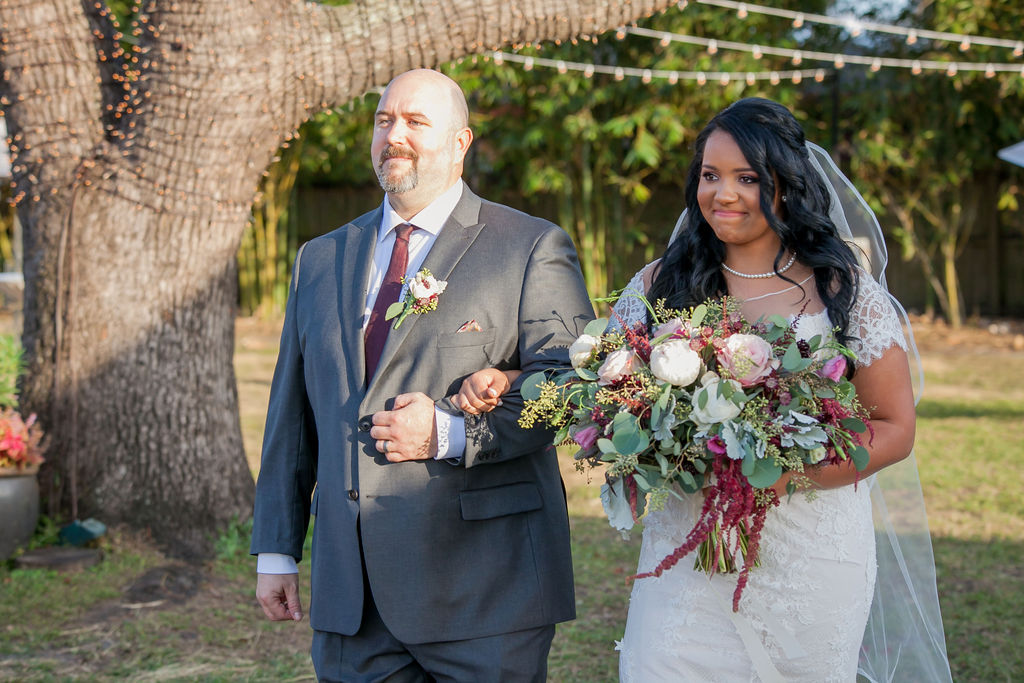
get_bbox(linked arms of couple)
[256,367,521,622]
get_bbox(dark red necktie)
[364,222,415,382]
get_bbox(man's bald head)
[383,69,469,134]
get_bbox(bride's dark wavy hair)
[647,97,860,344]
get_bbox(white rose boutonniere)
[386,268,448,329]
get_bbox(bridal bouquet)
[519,295,872,610]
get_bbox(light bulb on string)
[668,71,679,84]
[906,30,918,45]
[770,71,780,85]
[792,51,802,65]
[985,63,995,78]
[746,72,756,85]
[584,64,595,78]
[946,63,958,77]
[642,69,652,83]
[1014,42,1023,58]
[959,38,970,51]
[792,72,802,84]
[660,35,671,47]
[833,55,845,69]
[752,45,762,59]
[614,67,624,81]
[697,71,707,85]
[814,69,826,82]
[911,60,922,75]
[719,73,730,85]
[524,57,534,71]
[793,13,804,28]
[707,39,718,55]
[870,57,882,72]
[737,3,748,19]
[557,60,567,74]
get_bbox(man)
[250,69,593,682]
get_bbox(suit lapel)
[369,188,485,388]
[338,207,382,388]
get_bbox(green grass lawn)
[1,322,1021,681]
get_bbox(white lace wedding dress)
[614,267,907,683]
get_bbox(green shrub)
[0,334,21,408]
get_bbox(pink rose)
[716,334,776,387]
[819,355,847,382]
[597,348,638,385]
[573,424,600,451]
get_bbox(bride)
[457,98,951,682]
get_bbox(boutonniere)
[386,268,448,329]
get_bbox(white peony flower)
[690,374,744,427]
[649,340,703,387]
[569,334,601,368]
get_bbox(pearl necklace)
[722,253,797,279]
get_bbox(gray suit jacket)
[250,186,593,643]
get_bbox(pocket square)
[456,319,483,333]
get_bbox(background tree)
[0,0,679,556]
[836,0,1024,326]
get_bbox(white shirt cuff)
[257,552,298,574]
[434,407,466,462]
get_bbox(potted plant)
[0,334,45,561]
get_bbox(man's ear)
[453,127,473,164]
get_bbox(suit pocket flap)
[437,328,496,348]
[460,482,542,521]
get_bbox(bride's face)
[697,129,781,253]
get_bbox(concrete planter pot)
[0,465,39,561]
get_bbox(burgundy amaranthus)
[632,456,780,611]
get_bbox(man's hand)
[370,392,437,462]
[256,573,303,621]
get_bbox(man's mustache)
[379,145,418,165]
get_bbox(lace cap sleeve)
[847,270,908,366]
[611,266,653,331]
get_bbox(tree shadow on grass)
[917,398,1024,420]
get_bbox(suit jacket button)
[348,489,359,501]
[358,418,371,432]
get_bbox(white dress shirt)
[258,180,469,575]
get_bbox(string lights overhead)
[625,26,1024,75]
[693,0,1024,55]
[492,51,835,85]
[481,2,1024,86]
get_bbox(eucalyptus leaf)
[575,367,598,381]
[768,314,790,328]
[584,317,609,337]
[747,458,783,488]
[782,342,804,371]
[597,438,617,454]
[850,445,870,471]
[841,417,868,433]
[690,304,708,328]
[520,372,547,401]
[741,449,756,477]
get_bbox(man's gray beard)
[377,165,418,194]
